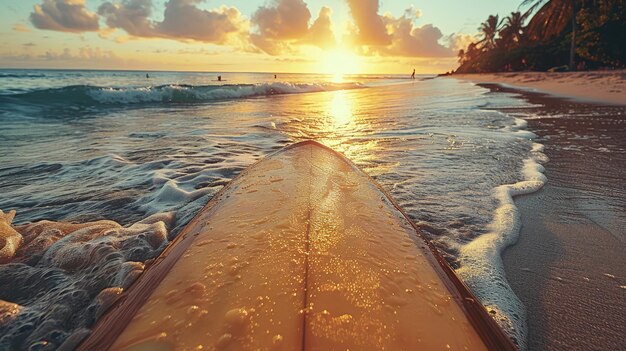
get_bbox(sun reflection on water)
[263,87,394,177]
[330,91,352,127]
[330,73,345,83]
[316,90,389,176]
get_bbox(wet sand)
[480,84,626,350]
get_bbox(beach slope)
[451,71,626,105]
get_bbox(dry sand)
[475,85,626,350]
[452,71,626,105]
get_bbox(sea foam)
[457,118,548,350]
[0,211,175,350]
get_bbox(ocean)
[0,69,547,349]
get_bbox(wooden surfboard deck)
[79,140,517,351]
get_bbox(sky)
[0,0,523,74]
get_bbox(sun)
[320,48,364,81]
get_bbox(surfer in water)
[217,75,222,81]
[411,69,415,80]
[146,73,150,79]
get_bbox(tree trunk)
[569,2,576,70]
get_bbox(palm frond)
[525,0,574,40]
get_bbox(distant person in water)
[411,69,415,80]
[218,75,222,81]
[146,73,150,79]
[274,74,277,79]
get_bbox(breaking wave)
[0,82,363,106]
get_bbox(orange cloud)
[250,0,309,55]
[1,47,119,63]
[379,16,453,57]
[97,0,154,37]
[13,24,32,33]
[447,33,478,52]
[345,0,390,46]
[98,0,247,44]
[305,7,336,50]
[156,1,245,43]
[30,0,99,33]
[23,0,466,63]
[345,2,454,58]
[250,0,337,55]
[252,0,310,40]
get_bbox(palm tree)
[521,0,577,69]
[498,11,528,48]
[458,49,466,64]
[478,15,502,51]
[466,43,480,61]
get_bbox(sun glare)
[320,49,364,81]
[330,90,352,126]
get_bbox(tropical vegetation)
[455,0,626,73]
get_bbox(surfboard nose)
[79,141,517,351]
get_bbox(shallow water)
[1,69,546,349]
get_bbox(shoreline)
[477,84,626,350]
[450,71,626,106]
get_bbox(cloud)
[250,0,337,55]
[345,0,390,46]
[380,16,453,57]
[176,48,222,55]
[98,0,247,44]
[156,1,245,43]
[253,0,311,40]
[21,0,461,63]
[13,24,31,33]
[97,0,154,37]
[0,46,133,69]
[273,57,316,63]
[250,0,310,55]
[30,0,99,33]
[305,7,336,50]
[40,47,118,61]
[97,26,116,39]
[345,2,454,58]
[446,33,478,52]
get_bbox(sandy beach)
[473,84,626,350]
[452,71,626,106]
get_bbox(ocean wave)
[0,73,46,78]
[0,82,363,106]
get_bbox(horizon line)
[0,67,439,76]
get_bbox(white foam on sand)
[457,118,548,350]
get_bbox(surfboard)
[79,140,517,351]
